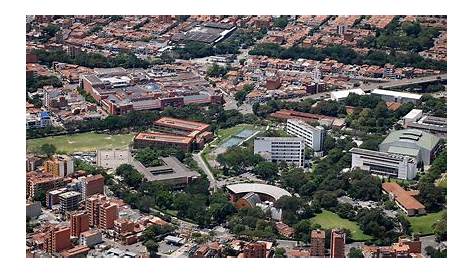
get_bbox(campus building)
[131,156,200,189]
[349,148,417,180]
[403,109,447,139]
[286,119,325,152]
[254,137,305,167]
[134,117,213,151]
[382,182,426,216]
[379,129,441,165]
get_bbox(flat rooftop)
[372,89,422,100]
[131,156,200,183]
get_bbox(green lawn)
[436,174,447,188]
[408,210,446,236]
[310,210,372,242]
[27,132,135,154]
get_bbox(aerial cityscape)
[25,15,447,259]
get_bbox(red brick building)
[311,229,326,257]
[330,229,346,258]
[44,226,72,254]
[70,212,89,238]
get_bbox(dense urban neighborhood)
[26,15,447,259]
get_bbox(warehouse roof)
[380,129,440,151]
[372,89,422,100]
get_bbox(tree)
[273,16,289,29]
[433,211,447,242]
[425,246,447,258]
[281,167,308,192]
[206,63,229,78]
[144,240,159,257]
[293,219,312,242]
[348,247,364,258]
[39,143,56,158]
[418,182,445,212]
[274,247,287,258]
[253,162,279,181]
[116,164,144,189]
[33,189,47,207]
[313,190,338,209]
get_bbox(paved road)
[192,150,216,188]
[361,74,447,91]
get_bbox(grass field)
[408,210,446,235]
[27,132,135,154]
[310,210,372,241]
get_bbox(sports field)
[408,210,446,235]
[310,210,372,241]
[26,132,135,154]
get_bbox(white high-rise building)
[254,137,305,167]
[349,148,417,180]
[286,119,325,152]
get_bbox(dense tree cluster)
[249,43,446,71]
[33,49,150,69]
[228,207,277,239]
[26,74,63,93]
[116,164,144,189]
[361,21,440,53]
[216,147,263,175]
[355,208,399,245]
[206,63,230,77]
[418,149,447,212]
[418,95,447,118]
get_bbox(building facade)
[330,229,346,258]
[350,148,417,180]
[310,229,326,257]
[286,119,325,152]
[254,137,305,167]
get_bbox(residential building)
[78,174,105,199]
[382,182,426,216]
[242,242,267,258]
[349,148,417,180]
[26,202,42,218]
[379,129,441,165]
[26,171,64,198]
[70,211,89,238]
[254,137,305,167]
[44,226,72,254]
[79,229,103,247]
[59,191,82,213]
[43,155,74,177]
[60,245,90,258]
[286,119,325,151]
[311,229,326,257]
[330,229,345,258]
[86,194,119,230]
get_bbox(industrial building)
[379,129,441,165]
[330,88,365,101]
[286,119,325,152]
[350,148,417,180]
[371,89,422,104]
[254,137,305,167]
